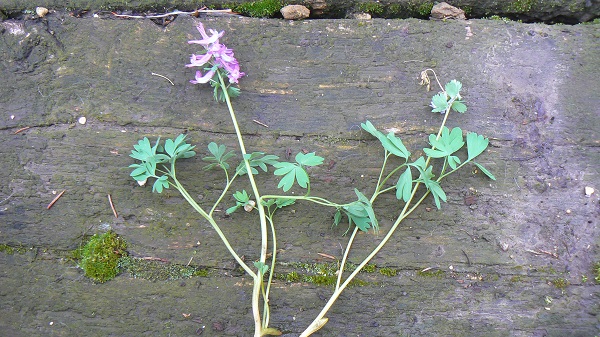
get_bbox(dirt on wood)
[0,11,599,337]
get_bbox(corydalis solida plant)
[129,22,495,336]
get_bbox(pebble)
[281,5,310,20]
[36,7,49,18]
[584,186,594,197]
[430,2,466,20]
[78,116,86,125]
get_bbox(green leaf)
[129,165,147,178]
[424,127,464,159]
[354,189,379,233]
[227,85,241,99]
[254,261,269,275]
[340,190,379,233]
[386,133,411,159]
[333,209,342,226]
[237,152,279,175]
[445,80,462,99]
[474,162,496,180]
[428,181,447,209]
[360,121,410,159]
[447,155,461,170]
[273,160,312,192]
[130,137,153,161]
[395,167,413,202]
[203,142,235,170]
[152,175,169,193]
[431,92,448,113]
[226,205,240,215]
[466,132,489,160]
[164,138,175,157]
[275,198,295,208]
[295,152,324,166]
[451,101,467,113]
[233,190,250,203]
[295,167,310,188]
[274,167,296,192]
[411,156,427,171]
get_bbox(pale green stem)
[260,195,347,208]
[301,96,454,336]
[171,178,257,278]
[218,72,267,337]
[335,226,357,291]
[209,171,239,217]
[262,214,277,328]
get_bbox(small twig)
[112,8,234,19]
[317,253,337,260]
[141,256,169,262]
[462,249,471,266]
[459,228,477,242]
[538,249,559,259]
[107,194,118,218]
[187,256,194,266]
[0,192,14,205]
[252,119,269,128]
[47,190,66,209]
[151,72,174,86]
[13,126,31,134]
[526,249,559,259]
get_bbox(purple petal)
[188,24,224,46]
[186,53,213,67]
[190,69,216,84]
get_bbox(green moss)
[510,275,523,282]
[117,256,210,281]
[283,271,301,283]
[362,263,376,273]
[416,2,434,16]
[290,261,340,276]
[234,0,283,18]
[594,262,600,284]
[507,0,536,12]
[72,231,127,283]
[306,274,337,286]
[487,15,513,22]
[417,269,444,278]
[0,244,27,254]
[358,2,384,16]
[379,267,398,277]
[0,244,14,255]
[551,278,569,290]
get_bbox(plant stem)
[301,91,455,336]
[262,215,277,328]
[209,171,239,217]
[218,71,267,337]
[171,178,256,278]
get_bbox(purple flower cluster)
[187,23,245,84]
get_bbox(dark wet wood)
[0,14,598,336]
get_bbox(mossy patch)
[550,278,569,290]
[358,2,384,16]
[0,243,26,254]
[72,231,127,283]
[118,256,210,281]
[594,262,600,284]
[379,267,398,277]
[233,0,283,18]
[507,0,536,12]
[417,269,445,278]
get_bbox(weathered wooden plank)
[0,14,598,336]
